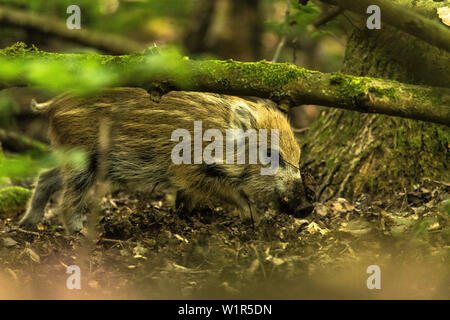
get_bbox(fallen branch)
[0,5,146,54]
[15,227,41,236]
[0,43,449,126]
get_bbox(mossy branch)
[318,0,450,52]
[0,5,146,54]
[0,43,449,126]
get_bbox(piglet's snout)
[278,179,314,218]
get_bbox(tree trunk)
[302,19,450,201]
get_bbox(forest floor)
[0,179,448,299]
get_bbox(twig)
[251,244,267,280]
[293,127,309,133]
[432,180,450,187]
[15,227,40,236]
[98,238,136,247]
[342,12,362,31]
[271,0,291,63]
[292,37,298,64]
[314,7,344,28]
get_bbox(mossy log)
[0,43,449,126]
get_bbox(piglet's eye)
[279,155,286,168]
[264,148,285,168]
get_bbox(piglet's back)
[42,88,152,150]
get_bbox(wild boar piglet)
[20,88,313,233]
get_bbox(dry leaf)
[294,218,309,226]
[133,254,147,260]
[172,263,188,271]
[338,219,372,235]
[437,7,450,26]
[132,244,148,256]
[271,257,285,266]
[427,222,440,231]
[88,280,100,290]
[25,248,41,263]
[307,222,330,235]
[174,234,189,243]
[6,268,18,282]
[315,203,328,217]
[2,237,18,247]
[248,259,260,274]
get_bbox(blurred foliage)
[0,42,89,180]
[265,0,320,38]
[439,198,450,215]
[0,92,19,128]
[0,185,32,214]
[263,0,346,69]
[265,0,346,41]
[0,148,87,179]
[0,42,193,95]
[1,0,194,36]
[0,0,346,70]
[0,56,119,94]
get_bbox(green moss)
[0,186,32,215]
[222,60,317,86]
[198,59,318,98]
[406,86,445,107]
[2,44,319,98]
[329,72,368,101]
[375,116,450,188]
[0,42,39,56]
[329,72,346,85]
[368,86,396,99]
[302,18,450,199]
[0,42,141,66]
[329,72,404,103]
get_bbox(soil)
[0,180,448,299]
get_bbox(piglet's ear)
[229,101,257,130]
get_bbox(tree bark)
[301,2,450,200]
